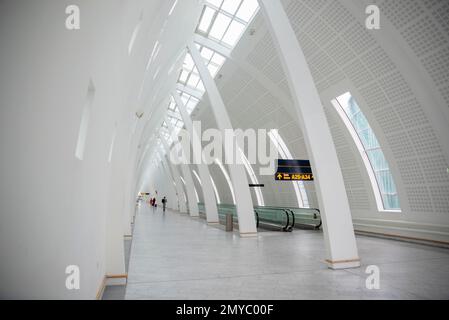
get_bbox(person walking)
[162,196,167,212]
[153,197,157,212]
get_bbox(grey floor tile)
[123,205,449,300]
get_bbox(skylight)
[178,53,205,93]
[175,46,226,114]
[178,91,200,114]
[197,0,259,48]
[165,0,259,154]
[198,7,216,33]
[172,0,258,118]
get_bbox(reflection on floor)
[122,205,449,300]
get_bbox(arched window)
[331,92,401,212]
[209,174,221,204]
[214,159,236,204]
[238,148,265,206]
[268,130,309,208]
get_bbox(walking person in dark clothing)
[162,196,167,212]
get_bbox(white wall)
[0,0,201,299]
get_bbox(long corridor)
[125,204,449,300]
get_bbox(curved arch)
[214,158,235,204]
[268,130,309,208]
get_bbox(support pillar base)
[239,232,258,238]
[325,258,361,270]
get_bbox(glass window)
[198,6,216,33]
[222,20,245,46]
[215,159,236,204]
[207,0,223,8]
[187,73,200,87]
[201,47,214,60]
[211,52,226,65]
[183,53,195,72]
[209,174,221,204]
[209,13,231,40]
[170,0,259,157]
[221,0,242,15]
[238,147,264,206]
[332,92,401,211]
[268,130,310,208]
[236,0,258,22]
[197,0,259,48]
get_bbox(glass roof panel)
[183,53,195,72]
[179,70,189,83]
[207,0,223,8]
[201,47,214,61]
[211,52,226,65]
[222,20,245,46]
[236,0,258,22]
[221,0,242,15]
[187,73,200,87]
[172,0,259,131]
[198,6,216,33]
[209,13,231,40]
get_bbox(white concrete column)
[188,42,257,237]
[164,119,199,217]
[158,141,188,213]
[172,91,219,223]
[258,0,359,269]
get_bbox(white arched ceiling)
[2,0,449,300]
[130,0,205,206]
[191,0,449,241]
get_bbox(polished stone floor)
[124,204,449,300]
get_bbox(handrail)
[254,210,259,228]
[315,209,322,230]
[282,209,289,231]
[198,202,321,231]
[288,209,295,230]
[254,204,320,212]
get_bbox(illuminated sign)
[275,172,314,181]
[275,159,314,181]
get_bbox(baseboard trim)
[96,276,107,300]
[96,274,128,300]
[353,218,449,243]
[105,274,128,286]
[325,258,361,269]
[355,229,449,248]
